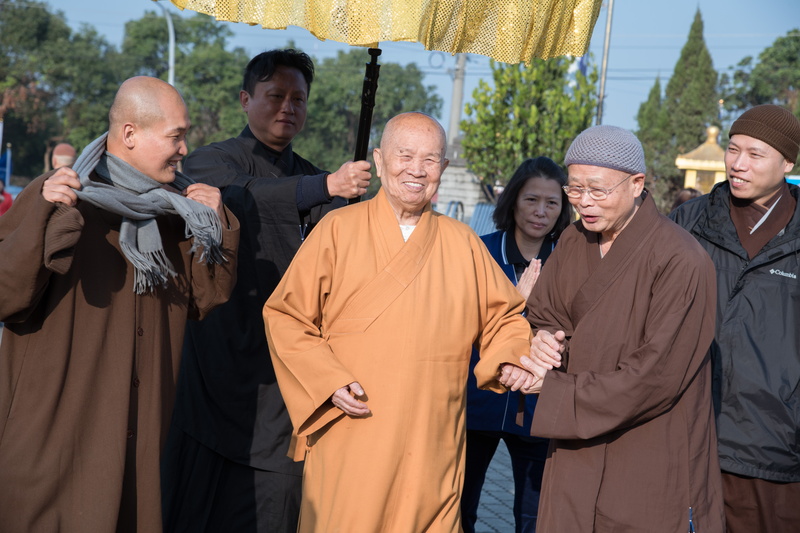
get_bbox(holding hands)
[519,329,566,386]
[498,363,541,395]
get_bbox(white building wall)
[434,164,486,222]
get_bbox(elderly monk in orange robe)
[521,125,725,532]
[263,112,537,533]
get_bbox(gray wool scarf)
[72,132,225,294]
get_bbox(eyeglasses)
[562,174,634,201]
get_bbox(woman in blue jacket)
[462,157,571,533]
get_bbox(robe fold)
[264,189,532,533]
[0,172,239,533]
[527,193,725,533]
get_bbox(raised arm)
[0,170,84,322]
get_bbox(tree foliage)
[636,9,719,212]
[293,49,443,174]
[719,29,800,121]
[459,56,597,189]
[121,12,249,151]
[0,0,75,176]
[635,77,675,212]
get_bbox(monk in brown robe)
[522,125,725,532]
[0,77,239,533]
[263,112,537,533]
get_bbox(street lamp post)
[152,0,176,87]
[596,0,615,125]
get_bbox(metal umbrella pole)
[349,48,382,204]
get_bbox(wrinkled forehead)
[383,114,446,150]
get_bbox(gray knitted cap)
[564,125,646,175]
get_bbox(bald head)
[106,76,191,184]
[52,143,77,169]
[380,112,447,157]
[109,76,186,134]
[373,113,449,224]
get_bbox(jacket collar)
[239,125,297,171]
[697,180,800,260]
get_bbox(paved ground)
[474,443,516,532]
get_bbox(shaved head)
[106,76,191,183]
[373,112,449,224]
[108,76,185,134]
[381,112,447,157]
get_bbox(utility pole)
[596,0,615,125]
[448,53,467,154]
[152,0,176,87]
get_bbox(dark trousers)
[461,430,548,533]
[161,425,302,533]
[722,471,800,533]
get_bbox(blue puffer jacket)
[671,181,800,482]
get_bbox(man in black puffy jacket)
[670,104,800,533]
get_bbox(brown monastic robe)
[264,188,532,533]
[0,173,239,533]
[527,193,725,532]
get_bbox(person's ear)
[240,90,250,112]
[373,148,383,179]
[632,172,645,196]
[122,123,136,149]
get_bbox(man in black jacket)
[670,104,800,532]
[161,49,372,533]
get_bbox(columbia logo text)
[769,269,797,279]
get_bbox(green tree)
[0,0,71,177]
[121,12,249,150]
[635,76,674,212]
[293,49,443,174]
[660,9,719,198]
[0,1,124,176]
[0,4,250,177]
[459,56,597,189]
[719,29,800,120]
[49,27,124,152]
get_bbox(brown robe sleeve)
[182,205,240,321]
[530,229,717,440]
[0,173,83,323]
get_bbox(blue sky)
[38,0,800,136]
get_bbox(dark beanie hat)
[729,104,800,163]
[564,125,646,175]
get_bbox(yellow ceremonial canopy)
[168,0,602,63]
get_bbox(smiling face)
[513,177,563,244]
[726,134,794,205]
[240,65,308,152]
[567,164,644,246]
[132,99,190,184]
[108,77,191,184]
[373,113,449,224]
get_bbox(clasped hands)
[498,329,566,395]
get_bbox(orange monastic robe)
[264,188,532,533]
